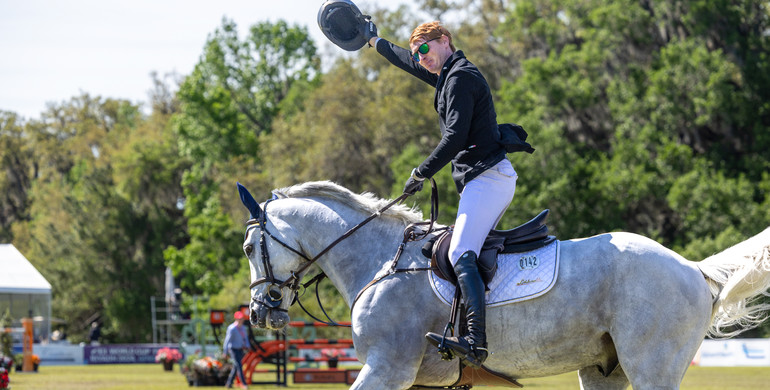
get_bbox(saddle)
[423,209,556,286]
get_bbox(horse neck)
[276,199,409,307]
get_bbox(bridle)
[244,181,439,326]
[244,196,310,311]
[245,191,413,320]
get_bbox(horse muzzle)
[250,295,290,330]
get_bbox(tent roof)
[0,244,51,294]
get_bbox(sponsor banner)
[84,344,183,364]
[36,344,85,365]
[694,339,770,367]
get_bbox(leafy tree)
[493,0,769,248]
[0,111,35,242]
[173,18,318,163]
[15,93,185,342]
[263,58,435,195]
[167,19,320,296]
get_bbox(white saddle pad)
[429,240,560,307]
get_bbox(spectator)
[88,322,101,346]
[223,312,249,389]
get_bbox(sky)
[0,0,408,120]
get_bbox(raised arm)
[362,18,438,87]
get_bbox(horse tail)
[697,226,770,338]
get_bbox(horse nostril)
[244,244,253,256]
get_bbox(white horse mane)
[273,181,423,225]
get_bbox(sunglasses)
[412,38,440,62]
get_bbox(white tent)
[0,244,52,342]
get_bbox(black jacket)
[376,39,506,193]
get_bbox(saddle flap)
[430,229,498,287]
[430,230,458,285]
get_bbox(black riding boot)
[426,251,488,368]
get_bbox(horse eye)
[244,244,253,256]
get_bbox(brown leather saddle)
[423,209,555,287]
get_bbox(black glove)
[362,17,378,45]
[403,177,424,195]
[403,168,425,195]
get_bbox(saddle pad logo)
[516,277,542,286]
[430,240,560,307]
[518,255,539,270]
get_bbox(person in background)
[88,321,101,346]
[223,311,249,389]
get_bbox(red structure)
[235,321,359,386]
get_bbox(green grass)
[7,364,770,389]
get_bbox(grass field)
[7,363,770,389]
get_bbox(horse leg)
[613,340,697,390]
[578,365,630,390]
[349,317,426,389]
[609,291,710,388]
[349,270,456,390]
[607,308,708,389]
[602,235,713,390]
[349,353,421,390]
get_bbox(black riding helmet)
[317,0,368,51]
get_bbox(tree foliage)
[0,111,34,242]
[2,2,769,341]
[165,19,320,296]
[2,93,186,342]
[491,0,769,254]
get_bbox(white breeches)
[449,159,517,266]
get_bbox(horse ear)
[237,182,262,220]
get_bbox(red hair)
[409,21,455,52]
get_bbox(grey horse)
[238,181,770,390]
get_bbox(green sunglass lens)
[413,43,431,62]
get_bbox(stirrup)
[426,322,456,361]
[426,332,489,368]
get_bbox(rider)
[365,21,517,368]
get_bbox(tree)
[15,93,186,342]
[0,111,35,242]
[263,58,436,195]
[167,19,320,295]
[492,0,769,248]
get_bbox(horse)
[237,180,770,390]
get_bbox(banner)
[84,344,182,364]
[694,339,770,367]
[35,344,84,365]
